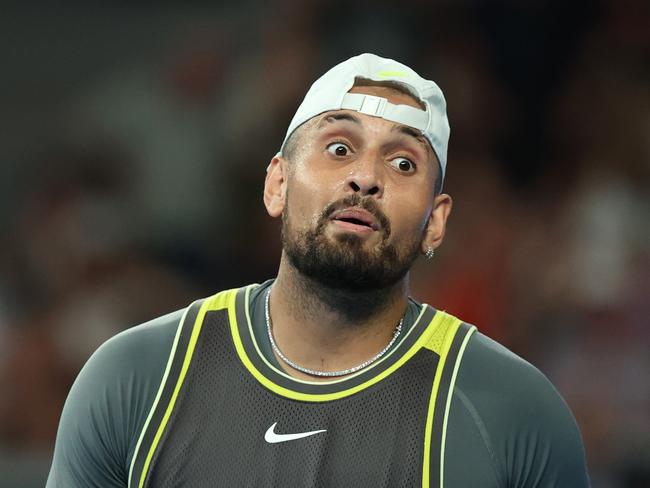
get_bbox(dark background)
[0,1,648,486]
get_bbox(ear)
[421,193,452,254]
[264,155,288,218]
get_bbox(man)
[47,53,590,487]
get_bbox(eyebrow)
[316,112,361,128]
[392,125,429,149]
[317,111,428,150]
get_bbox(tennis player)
[47,53,590,487]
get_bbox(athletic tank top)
[128,285,476,487]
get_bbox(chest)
[146,315,438,487]
[128,289,473,488]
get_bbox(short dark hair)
[281,122,306,163]
[433,168,443,195]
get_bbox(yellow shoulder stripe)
[439,326,475,487]
[137,288,237,488]
[421,311,464,488]
[422,310,458,355]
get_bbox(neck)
[268,253,410,379]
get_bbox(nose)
[344,157,384,198]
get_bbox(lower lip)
[331,219,376,234]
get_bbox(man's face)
[271,85,445,291]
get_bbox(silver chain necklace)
[264,288,403,378]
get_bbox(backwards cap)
[279,53,450,182]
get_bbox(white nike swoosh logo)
[264,422,326,443]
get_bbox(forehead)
[314,111,430,154]
[312,84,430,150]
[311,84,426,134]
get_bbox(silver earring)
[425,248,435,260]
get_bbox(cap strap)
[341,93,428,131]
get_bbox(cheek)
[285,175,330,228]
[292,153,343,192]
[385,193,432,236]
[288,152,348,212]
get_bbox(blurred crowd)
[0,1,648,487]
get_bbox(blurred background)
[0,1,648,486]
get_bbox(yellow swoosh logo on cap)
[377,70,408,77]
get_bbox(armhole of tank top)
[127,300,199,488]
[128,288,239,488]
[438,323,476,488]
[421,317,476,488]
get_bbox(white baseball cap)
[279,52,450,182]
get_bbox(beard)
[282,193,424,292]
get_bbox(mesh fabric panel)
[146,310,439,487]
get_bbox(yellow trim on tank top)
[136,286,467,487]
[242,284,429,386]
[226,285,464,402]
[420,315,472,488]
[439,326,475,487]
[137,288,238,488]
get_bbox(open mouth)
[335,216,372,227]
[330,208,380,232]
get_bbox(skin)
[263,85,452,381]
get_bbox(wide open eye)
[390,157,416,173]
[326,142,351,157]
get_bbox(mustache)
[319,194,391,237]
